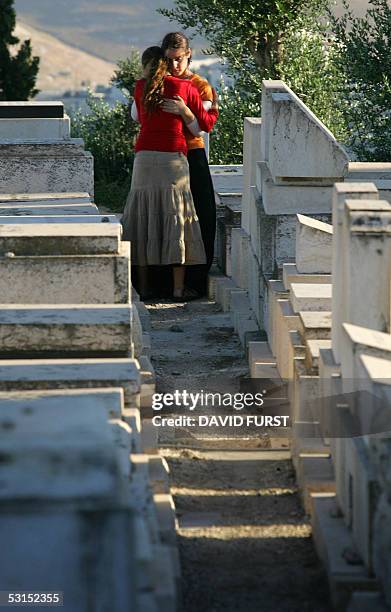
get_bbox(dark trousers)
[185,148,216,295]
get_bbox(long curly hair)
[141,46,168,114]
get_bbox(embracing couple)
[121,32,218,302]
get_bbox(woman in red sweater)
[121,46,218,300]
[161,32,218,298]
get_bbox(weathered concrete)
[0,241,130,304]
[331,183,380,364]
[230,227,250,289]
[341,323,391,379]
[0,203,99,216]
[0,358,140,404]
[0,305,133,354]
[306,339,332,369]
[0,191,92,204]
[0,389,127,500]
[290,283,332,313]
[0,223,121,255]
[0,214,118,224]
[257,161,335,215]
[0,510,136,612]
[274,301,302,378]
[209,165,243,194]
[299,311,331,339]
[261,81,349,181]
[296,214,333,274]
[0,142,94,195]
[282,263,331,291]
[311,495,378,611]
[241,118,262,233]
[0,387,124,418]
[0,117,71,141]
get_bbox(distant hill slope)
[14,0,186,63]
[14,0,372,64]
[15,21,117,93]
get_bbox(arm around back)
[187,83,218,133]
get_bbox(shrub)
[70,50,142,211]
[329,0,391,161]
[209,80,261,165]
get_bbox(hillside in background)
[14,0,373,64]
[14,0,187,63]
[14,21,117,93]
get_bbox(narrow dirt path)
[147,298,331,612]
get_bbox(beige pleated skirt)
[121,151,206,266]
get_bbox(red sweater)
[134,76,218,155]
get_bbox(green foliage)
[0,0,40,100]
[71,94,139,211]
[329,0,391,160]
[209,80,261,165]
[279,8,348,141]
[159,0,327,81]
[71,51,143,211]
[159,0,333,163]
[159,0,391,163]
[111,49,142,96]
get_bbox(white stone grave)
[331,183,380,364]
[0,304,133,355]
[0,103,93,195]
[0,358,140,405]
[0,203,99,216]
[241,117,262,234]
[0,390,127,500]
[290,283,332,313]
[0,222,121,255]
[0,240,130,304]
[0,191,92,204]
[295,214,333,274]
[0,214,118,224]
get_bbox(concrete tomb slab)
[290,283,332,313]
[0,142,94,195]
[0,118,70,142]
[282,263,331,291]
[261,81,349,181]
[0,510,136,612]
[241,117,262,233]
[0,204,99,216]
[306,339,333,370]
[348,162,391,181]
[0,214,119,224]
[296,214,333,274]
[0,191,91,204]
[0,241,130,304]
[0,387,124,419]
[257,161,334,215]
[0,223,121,255]
[0,392,126,500]
[299,311,331,339]
[0,304,133,355]
[0,357,140,403]
[331,183,380,364]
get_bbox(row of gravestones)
[211,81,391,611]
[0,102,179,612]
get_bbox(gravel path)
[147,298,331,612]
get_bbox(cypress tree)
[0,0,40,100]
